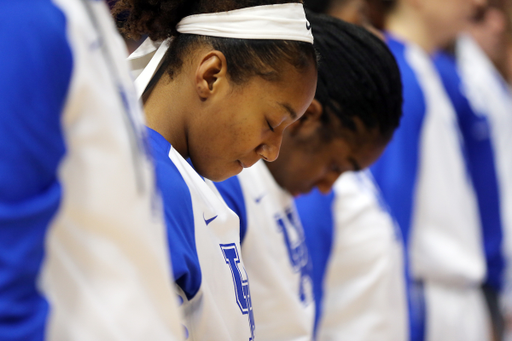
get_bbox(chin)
[284,185,304,198]
[209,163,244,183]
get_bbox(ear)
[195,51,228,100]
[287,98,323,136]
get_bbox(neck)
[386,4,440,54]
[143,73,190,159]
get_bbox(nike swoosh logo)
[255,194,266,204]
[203,213,218,226]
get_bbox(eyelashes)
[266,120,275,132]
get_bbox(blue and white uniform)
[434,48,505,295]
[0,0,183,340]
[131,40,255,341]
[456,34,512,315]
[295,171,408,341]
[216,160,315,341]
[370,35,491,341]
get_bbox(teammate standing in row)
[216,10,403,340]
[370,0,493,340]
[112,1,318,339]
[455,4,512,334]
[298,2,409,340]
[0,0,183,340]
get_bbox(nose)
[256,134,282,162]
[316,171,341,194]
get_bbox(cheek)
[301,154,331,184]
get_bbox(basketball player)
[0,0,183,340]
[297,2,409,340]
[112,1,317,340]
[296,171,408,341]
[454,3,512,338]
[370,0,493,340]
[434,47,505,341]
[215,11,403,340]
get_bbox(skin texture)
[143,46,318,182]
[328,0,366,25]
[387,0,486,53]
[264,3,392,197]
[328,0,386,39]
[266,99,389,196]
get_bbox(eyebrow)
[278,102,297,120]
[348,157,361,172]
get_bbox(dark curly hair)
[112,0,317,84]
[306,10,402,139]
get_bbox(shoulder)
[148,128,202,298]
[1,1,73,80]
[148,128,194,219]
[386,35,426,111]
[0,0,73,202]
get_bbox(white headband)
[176,3,314,44]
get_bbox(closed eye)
[267,120,275,132]
[330,163,342,174]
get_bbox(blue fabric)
[295,188,335,337]
[0,1,72,339]
[434,52,505,292]
[370,36,426,250]
[409,281,426,341]
[214,177,248,244]
[148,128,202,300]
[370,35,427,341]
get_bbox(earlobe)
[195,51,227,99]
[303,99,323,122]
[288,98,323,136]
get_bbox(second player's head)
[114,0,318,181]
[266,11,402,196]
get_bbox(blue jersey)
[216,161,315,341]
[0,0,183,340]
[456,35,512,315]
[371,35,484,285]
[433,51,504,292]
[371,34,490,341]
[149,128,255,341]
[296,172,408,341]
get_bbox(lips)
[238,158,259,169]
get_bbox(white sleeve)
[317,171,409,341]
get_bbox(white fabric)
[168,148,254,341]
[317,171,408,341]
[237,161,315,341]
[40,0,183,339]
[424,282,491,341]
[128,38,161,80]
[176,3,313,44]
[130,39,169,98]
[405,43,485,286]
[404,41,490,341]
[456,34,512,316]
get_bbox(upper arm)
[0,2,73,339]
